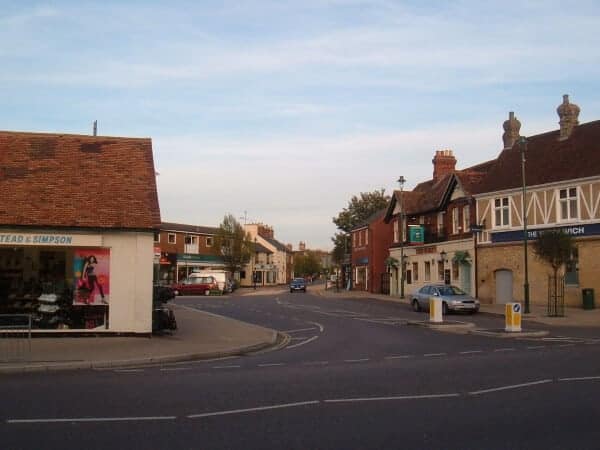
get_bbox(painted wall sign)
[491,223,600,243]
[0,232,103,247]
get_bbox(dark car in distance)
[290,277,307,293]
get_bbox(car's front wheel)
[412,299,421,312]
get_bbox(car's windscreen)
[438,286,466,295]
[292,278,305,283]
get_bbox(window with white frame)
[365,229,369,245]
[353,232,357,248]
[493,197,510,227]
[168,233,176,244]
[559,187,578,221]
[463,205,470,233]
[452,208,460,234]
[412,262,418,281]
[401,217,406,242]
[206,236,213,247]
[424,261,431,281]
[437,212,445,234]
[358,231,363,246]
[393,220,399,243]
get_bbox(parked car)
[172,276,218,296]
[290,277,307,293]
[411,284,480,314]
[188,270,232,293]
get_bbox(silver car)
[411,284,480,315]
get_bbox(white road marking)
[324,393,460,403]
[114,369,144,373]
[282,327,318,333]
[494,348,515,352]
[344,358,370,363]
[187,401,319,419]
[212,365,241,369]
[286,335,319,349]
[459,350,483,354]
[424,353,447,357]
[160,367,192,372]
[385,355,413,360]
[306,321,324,332]
[558,376,600,382]
[7,416,176,424]
[468,379,552,396]
[558,344,575,348]
[526,346,546,350]
[290,336,309,340]
[258,363,285,367]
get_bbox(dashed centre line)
[344,358,370,363]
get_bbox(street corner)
[407,319,476,334]
[469,328,549,338]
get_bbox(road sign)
[505,302,522,332]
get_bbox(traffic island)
[407,320,476,334]
[469,328,549,338]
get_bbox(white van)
[189,270,232,293]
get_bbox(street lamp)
[398,175,406,299]
[519,136,531,314]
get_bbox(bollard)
[505,302,522,332]
[429,296,443,323]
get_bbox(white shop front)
[0,230,154,334]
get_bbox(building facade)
[475,96,600,307]
[244,223,292,285]
[0,131,160,334]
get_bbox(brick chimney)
[432,150,457,181]
[286,243,293,252]
[502,111,521,150]
[258,224,274,239]
[298,241,306,251]
[557,94,580,140]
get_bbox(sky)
[2,1,600,250]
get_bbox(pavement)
[0,301,282,374]
[314,282,600,327]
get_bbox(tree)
[294,251,322,277]
[212,214,254,275]
[331,189,390,262]
[532,229,575,313]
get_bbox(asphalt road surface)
[2,289,600,450]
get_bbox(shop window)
[168,233,176,244]
[206,237,213,247]
[559,187,578,221]
[153,232,160,243]
[356,267,366,285]
[437,261,444,281]
[565,247,579,285]
[424,261,431,281]
[412,262,418,282]
[493,197,510,227]
[240,271,246,279]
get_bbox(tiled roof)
[254,242,273,254]
[0,131,160,230]
[161,222,219,235]
[264,237,290,252]
[476,120,600,194]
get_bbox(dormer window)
[559,187,578,221]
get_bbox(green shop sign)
[408,225,424,244]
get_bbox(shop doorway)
[495,269,513,304]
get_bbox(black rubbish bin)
[582,288,595,310]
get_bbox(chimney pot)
[557,94,580,140]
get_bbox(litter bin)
[582,288,595,310]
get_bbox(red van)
[172,275,218,296]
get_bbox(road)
[2,289,600,449]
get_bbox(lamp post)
[398,176,406,299]
[519,136,531,314]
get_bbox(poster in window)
[73,248,110,305]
